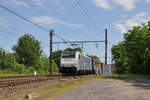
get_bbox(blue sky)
[0,0,150,63]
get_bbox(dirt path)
[58,78,150,100]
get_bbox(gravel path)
[58,78,150,100]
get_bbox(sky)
[0,0,150,64]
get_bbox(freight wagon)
[92,58,102,75]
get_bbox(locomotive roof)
[62,50,77,54]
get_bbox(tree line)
[111,21,150,74]
[0,34,58,74]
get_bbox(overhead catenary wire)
[23,1,78,41]
[66,0,98,40]
[42,2,90,40]
[0,30,19,37]
[0,5,48,32]
[0,4,66,42]
[74,0,100,33]
[54,33,67,44]
[67,0,92,29]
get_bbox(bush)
[27,67,36,73]
[0,47,59,75]
[52,61,59,73]
[14,64,26,73]
[33,57,59,74]
[0,48,6,69]
[0,53,17,69]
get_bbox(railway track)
[0,75,66,88]
[0,74,95,88]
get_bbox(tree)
[111,21,150,74]
[52,50,62,67]
[89,55,99,60]
[0,48,6,69]
[64,48,82,53]
[34,56,59,74]
[0,48,19,70]
[12,34,42,66]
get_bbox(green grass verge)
[0,70,59,77]
[0,70,32,77]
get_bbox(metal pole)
[49,30,53,75]
[105,28,108,64]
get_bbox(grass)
[0,75,101,100]
[0,70,59,77]
[0,70,31,77]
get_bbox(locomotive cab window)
[62,54,75,58]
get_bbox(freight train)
[60,51,102,75]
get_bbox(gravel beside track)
[58,78,150,100]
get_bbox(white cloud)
[13,0,30,8]
[92,0,150,10]
[114,12,150,33]
[92,0,111,9]
[32,16,59,25]
[114,23,127,33]
[112,0,139,10]
[32,0,44,6]
[135,12,147,18]
[32,16,83,28]
[125,19,139,27]
[145,0,150,2]
[125,12,149,27]
[120,15,128,18]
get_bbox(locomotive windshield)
[62,54,75,58]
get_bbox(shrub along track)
[0,74,95,98]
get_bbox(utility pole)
[49,30,53,75]
[105,28,108,64]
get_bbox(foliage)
[34,57,58,74]
[52,50,62,67]
[64,48,82,53]
[111,21,150,74]
[89,55,99,60]
[0,52,16,69]
[12,34,42,66]
[0,48,6,69]
[0,34,59,76]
